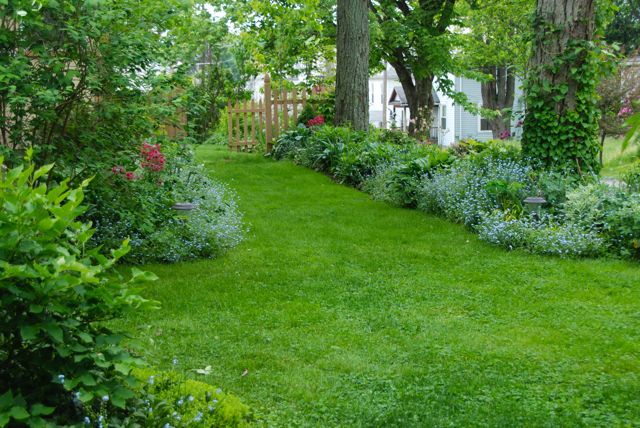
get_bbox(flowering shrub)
[307,115,325,127]
[84,140,243,264]
[0,152,159,426]
[140,142,166,172]
[417,154,535,227]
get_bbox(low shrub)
[0,152,158,426]
[274,126,451,190]
[84,140,243,263]
[107,368,252,427]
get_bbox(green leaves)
[1,160,159,424]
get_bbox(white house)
[368,64,525,146]
[246,64,525,147]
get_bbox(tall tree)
[459,0,533,139]
[369,0,459,137]
[335,0,370,130]
[522,0,605,173]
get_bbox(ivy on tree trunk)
[522,0,601,173]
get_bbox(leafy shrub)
[84,141,243,264]
[536,169,586,211]
[563,184,625,233]
[605,193,640,259]
[309,89,336,125]
[623,161,640,192]
[0,152,158,426]
[364,147,452,207]
[477,211,604,257]
[297,103,316,126]
[204,133,229,146]
[374,129,418,146]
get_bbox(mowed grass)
[118,145,640,427]
[601,137,640,178]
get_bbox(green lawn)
[120,146,640,426]
[601,137,640,178]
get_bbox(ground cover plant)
[116,145,640,426]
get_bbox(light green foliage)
[130,369,252,427]
[219,0,336,79]
[564,183,640,258]
[457,0,533,74]
[120,145,640,426]
[0,152,158,426]
[623,112,640,150]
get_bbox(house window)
[441,105,447,129]
[369,83,374,104]
[479,105,492,132]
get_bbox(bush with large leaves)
[0,152,158,426]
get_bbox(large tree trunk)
[389,53,434,138]
[522,0,600,172]
[481,66,516,139]
[335,0,369,131]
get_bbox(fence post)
[264,74,273,153]
[227,100,233,150]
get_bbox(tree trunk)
[522,0,600,172]
[389,54,434,138]
[335,0,369,131]
[480,65,516,139]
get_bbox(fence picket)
[227,74,317,153]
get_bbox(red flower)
[111,166,125,175]
[125,171,136,181]
[307,115,325,127]
[140,142,166,172]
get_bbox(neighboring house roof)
[388,86,440,107]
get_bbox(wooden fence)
[227,75,325,153]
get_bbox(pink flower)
[111,166,125,175]
[618,106,633,118]
[125,171,136,181]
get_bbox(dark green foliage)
[274,126,451,189]
[0,153,158,426]
[604,0,640,52]
[311,90,336,125]
[485,179,525,215]
[297,103,317,126]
